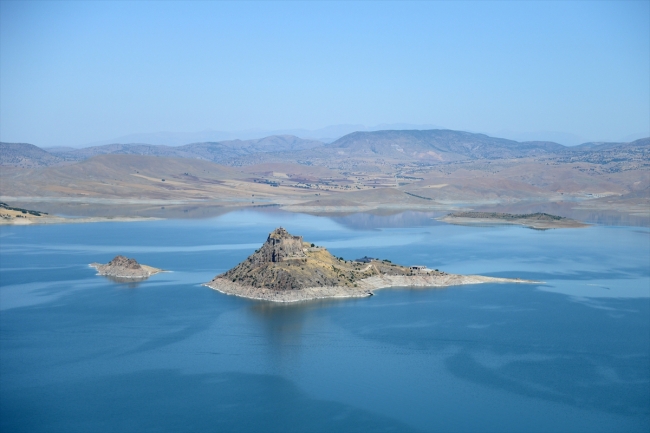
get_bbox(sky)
[1,0,649,147]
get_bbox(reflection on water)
[99,274,146,287]
[249,302,311,335]
[331,210,445,230]
[246,298,349,369]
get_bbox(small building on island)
[409,265,430,273]
[354,256,378,263]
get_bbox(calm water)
[1,210,648,432]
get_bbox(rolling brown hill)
[1,154,247,200]
[323,129,568,160]
[0,154,327,212]
[176,135,324,165]
[42,135,325,165]
[0,142,66,168]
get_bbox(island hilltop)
[90,255,164,279]
[205,227,532,302]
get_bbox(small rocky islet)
[90,255,164,279]
[205,227,533,302]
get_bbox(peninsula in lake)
[439,212,589,229]
[0,202,158,225]
[90,255,164,279]
[205,227,532,302]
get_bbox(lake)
[1,210,648,432]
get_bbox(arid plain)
[1,129,648,225]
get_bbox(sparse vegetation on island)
[205,227,534,302]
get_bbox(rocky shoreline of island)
[205,273,534,303]
[203,227,537,303]
[90,255,165,279]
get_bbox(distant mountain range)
[35,135,324,165]
[2,129,648,169]
[229,131,648,167]
[78,123,443,147]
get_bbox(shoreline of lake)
[0,215,161,225]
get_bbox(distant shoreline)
[0,208,594,228]
[0,201,632,228]
[0,215,161,225]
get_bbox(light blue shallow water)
[1,210,648,432]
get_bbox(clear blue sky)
[1,0,648,147]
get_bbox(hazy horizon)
[37,124,649,150]
[2,1,649,147]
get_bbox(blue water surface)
[1,210,648,432]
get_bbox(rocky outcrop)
[90,255,163,279]
[249,227,306,265]
[206,227,536,302]
[218,227,414,291]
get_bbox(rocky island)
[439,212,589,229]
[90,255,164,279]
[205,227,533,302]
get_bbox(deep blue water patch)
[1,212,648,432]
